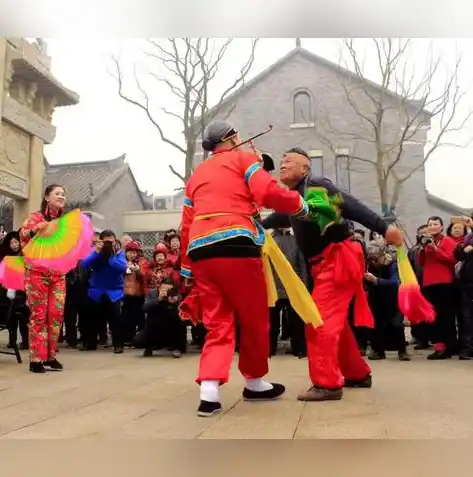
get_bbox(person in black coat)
[135,277,187,358]
[364,241,410,361]
[454,231,473,359]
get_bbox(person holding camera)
[80,230,127,354]
[419,216,457,360]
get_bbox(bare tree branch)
[308,38,472,215]
[112,38,260,184]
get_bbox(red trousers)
[306,240,372,389]
[191,257,269,384]
[25,267,66,362]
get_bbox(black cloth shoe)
[459,352,473,360]
[143,348,153,357]
[427,350,451,360]
[44,359,64,371]
[344,375,372,388]
[242,382,285,401]
[368,351,386,360]
[113,346,124,354]
[197,400,222,417]
[398,351,411,361]
[414,343,430,350]
[29,362,46,374]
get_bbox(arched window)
[293,91,312,123]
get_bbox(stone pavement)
[0,344,472,439]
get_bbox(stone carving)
[42,95,57,122]
[0,169,28,199]
[4,61,14,94]
[0,122,30,177]
[25,82,38,109]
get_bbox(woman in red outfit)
[20,184,68,374]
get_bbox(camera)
[419,235,433,246]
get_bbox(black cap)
[202,120,237,152]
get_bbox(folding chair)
[0,298,23,363]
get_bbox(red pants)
[25,267,66,362]
[306,240,371,389]
[191,257,269,384]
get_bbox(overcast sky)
[44,38,473,207]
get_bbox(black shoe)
[197,400,222,417]
[427,350,451,360]
[242,382,285,401]
[114,346,124,354]
[297,352,307,359]
[44,359,64,371]
[368,351,386,360]
[414,343,430,350]
[398,351,411,361]
[79,345,97,351]
[29,362,46,374]
[143,348,153,357]
[344,375,372,388]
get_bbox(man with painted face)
[179,120,311,417]
[262,147,404,402]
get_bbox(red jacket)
[180,149,308,279]
[419,234,457,287]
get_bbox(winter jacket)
[271,231,308,299]
[418,234,457,287]
[82,249,127,303]
[366,260,401,326]
[124,258,148,297]
[455,238,473,285]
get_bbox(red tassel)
[179,288,202,325]
[398,284,435,325]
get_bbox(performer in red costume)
[262,148,404,401]
[21,184,68,374]
[180,120,311,417]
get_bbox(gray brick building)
[44,154,146,236]
[182,43,449,238]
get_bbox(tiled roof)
[44,154,144,207]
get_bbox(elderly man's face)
[280,152,310,186]
[121,235,132,248]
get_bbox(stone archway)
[0,38,79,229]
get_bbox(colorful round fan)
[23,209,94,274]
[0,256,26,291]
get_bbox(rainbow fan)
[396,246,435,325]
[0,256,25,291]
[23,209,93,274]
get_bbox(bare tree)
[112,38,259,186]
[309,38,472,217]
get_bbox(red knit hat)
[154,242,168,255]
[126,241,142,252]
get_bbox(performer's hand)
[34,221,49,234]
[364,272,377,283]
[465,245,473,254]
[385,225,404,246]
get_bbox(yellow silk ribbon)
[262,231,323,329]
[193,213,323,329]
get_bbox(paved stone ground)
[0,342,473,439]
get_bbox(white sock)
[245,379,274,392]
[200,380,220,402]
